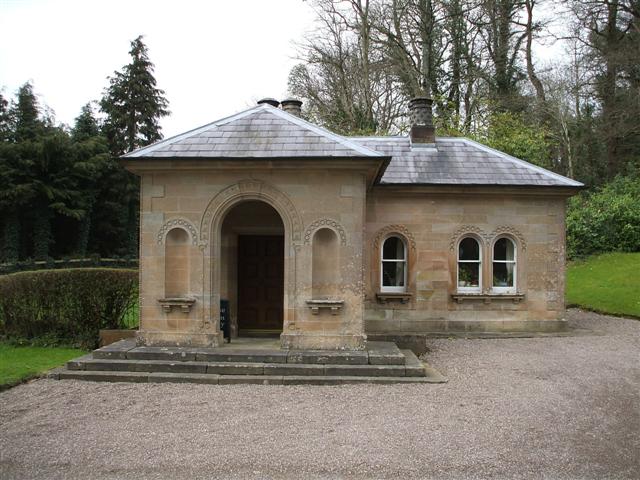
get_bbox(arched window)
[457,237,481,292]
[492,237,516,293]
[381,236,407,292]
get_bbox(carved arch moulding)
[490,225,527,251]
[156,218,199,245]
[448,225,487,251]
[373,224,416,251]
[199,179,303,245]
[304,218,347,246]
[448,225,527,251]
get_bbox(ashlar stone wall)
[135,161,373,349]
[364,189,568,334]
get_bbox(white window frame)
[380,235,407,293]
[457,236,482,293]
[492,237,517,294]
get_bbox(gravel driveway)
[1,309,638,480]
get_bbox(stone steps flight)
[49,339,447,385]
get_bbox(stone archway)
[199,180,303,331]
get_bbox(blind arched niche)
[165,227,190,297]
[312,227,339,299]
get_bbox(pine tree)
[0,83,47,261]
[100,35,170,156]
[0,93,10,142]
[11,82,44,142]
[98,35,170,257]
[69,104,111,256]
[72,103,101,142]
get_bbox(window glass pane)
[459,237,479,261]
[494,238,514,261]
[383,236,404,260]
[493,262,514,287]
[382,261,405,287]
[458,262,479,288]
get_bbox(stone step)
[91,339,406,366]
[67,356,425,377]
[56,369,445,385]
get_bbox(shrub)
[567,175,640,258]
[0,268,138,348]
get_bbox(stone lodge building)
[123,97,582,350]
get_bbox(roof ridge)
[123,104,384,158]
[122,104,267,158]
[266,107,383,157]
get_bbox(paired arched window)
[457,237,481,292]
[492,237,516,292]
[381,236,407,292]
[456,235,518,293]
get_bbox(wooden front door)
[237,235,284,333]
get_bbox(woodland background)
[1,0,638,263]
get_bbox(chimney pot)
[257,97,280,108]
[281,98,303,117]
[409,96,436,144]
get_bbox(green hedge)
[567,175,640,259]
[0,268,138,348]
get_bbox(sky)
[0,0,316,137]
[0,0,565,139]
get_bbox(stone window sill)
[306,299,344,315]
[158,297,196,313]
[376,292,412,304]
[451,293,525,304]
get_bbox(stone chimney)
[409,97,435,145]
[281,98,303,117]
[257,98,280,108]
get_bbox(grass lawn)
[0,344,86,389]
[567,252,640,318]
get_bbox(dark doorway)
[237,235,284,335]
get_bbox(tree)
[72,103,101,142]
[561,0,640,179]
[67,105,110,256]
[10,82,46,142]
[99,35,170,256]
[474,0,528,113]
[100,35,170,156]
[0,93,10,142]
[0,84,110,261]
[481,110,552,167]
[289,0,400,134]
[0,83,48,261]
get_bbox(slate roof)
[123,104,382,159]
[352,136,583,187]
[124,103,582,188]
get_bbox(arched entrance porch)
[200,179,302,347]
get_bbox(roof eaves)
[460,138,584,187]
[375,181,584,193]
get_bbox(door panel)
[237,235,284,332]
